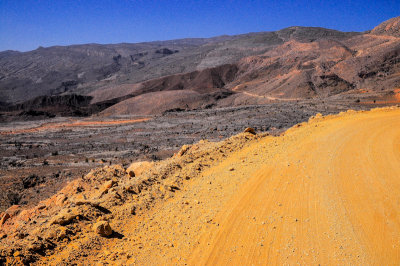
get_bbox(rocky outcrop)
[370,16,400,37]
[0,94,124,120]
[0,132,262,264]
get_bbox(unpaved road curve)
[190,108,400,265]
[12,108,398,265]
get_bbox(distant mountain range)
[0,16,399,117]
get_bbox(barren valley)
[1,100,372,213]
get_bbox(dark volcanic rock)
[0,94,121,119]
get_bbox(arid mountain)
[370,16,400,37]
[0,27,357,103]
[1,17,399,117]
[219,32,400,106]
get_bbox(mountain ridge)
[0,17,399,118]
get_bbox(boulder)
[50,208,81,225]
[0,213,10,226]
[93,221,112,237]
[126,161,154,177]
[244,127,256,134]
[124,182,142,194]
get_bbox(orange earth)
[102,107,400,265]
[2,107,400,265]
[190,107,400,265]
[137,107,400,265]
[44,107,400,264]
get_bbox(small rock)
[125,183,141,194]
[50,208,81,225]
[27,242,44,252]
[93,221,112,237]
[57,226,68,240]
[104,180,117,190]
[100,180,117,196]
[74,199,100,207]
[244,127,256,134]
[177,145,191,157]
[13,251,21,257]
[37,204,46,210]
[55,195,68,206]
[126,161,154,177]
[130,205,136,215]
[0,212,11,226]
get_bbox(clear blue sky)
[0,0,399,52]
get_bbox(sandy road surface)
[190,108,400,265]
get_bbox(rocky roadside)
[0,130,263,264]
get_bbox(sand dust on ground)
[2,107,400,265]
[190,107,400,265]
[103,107,400,265]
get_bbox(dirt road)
[2,107,399,265]
[190,108,400,265]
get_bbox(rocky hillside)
[0,26,357,104]
[0,130,264,264]
[370,16,400,37]
[1,17,399,118]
